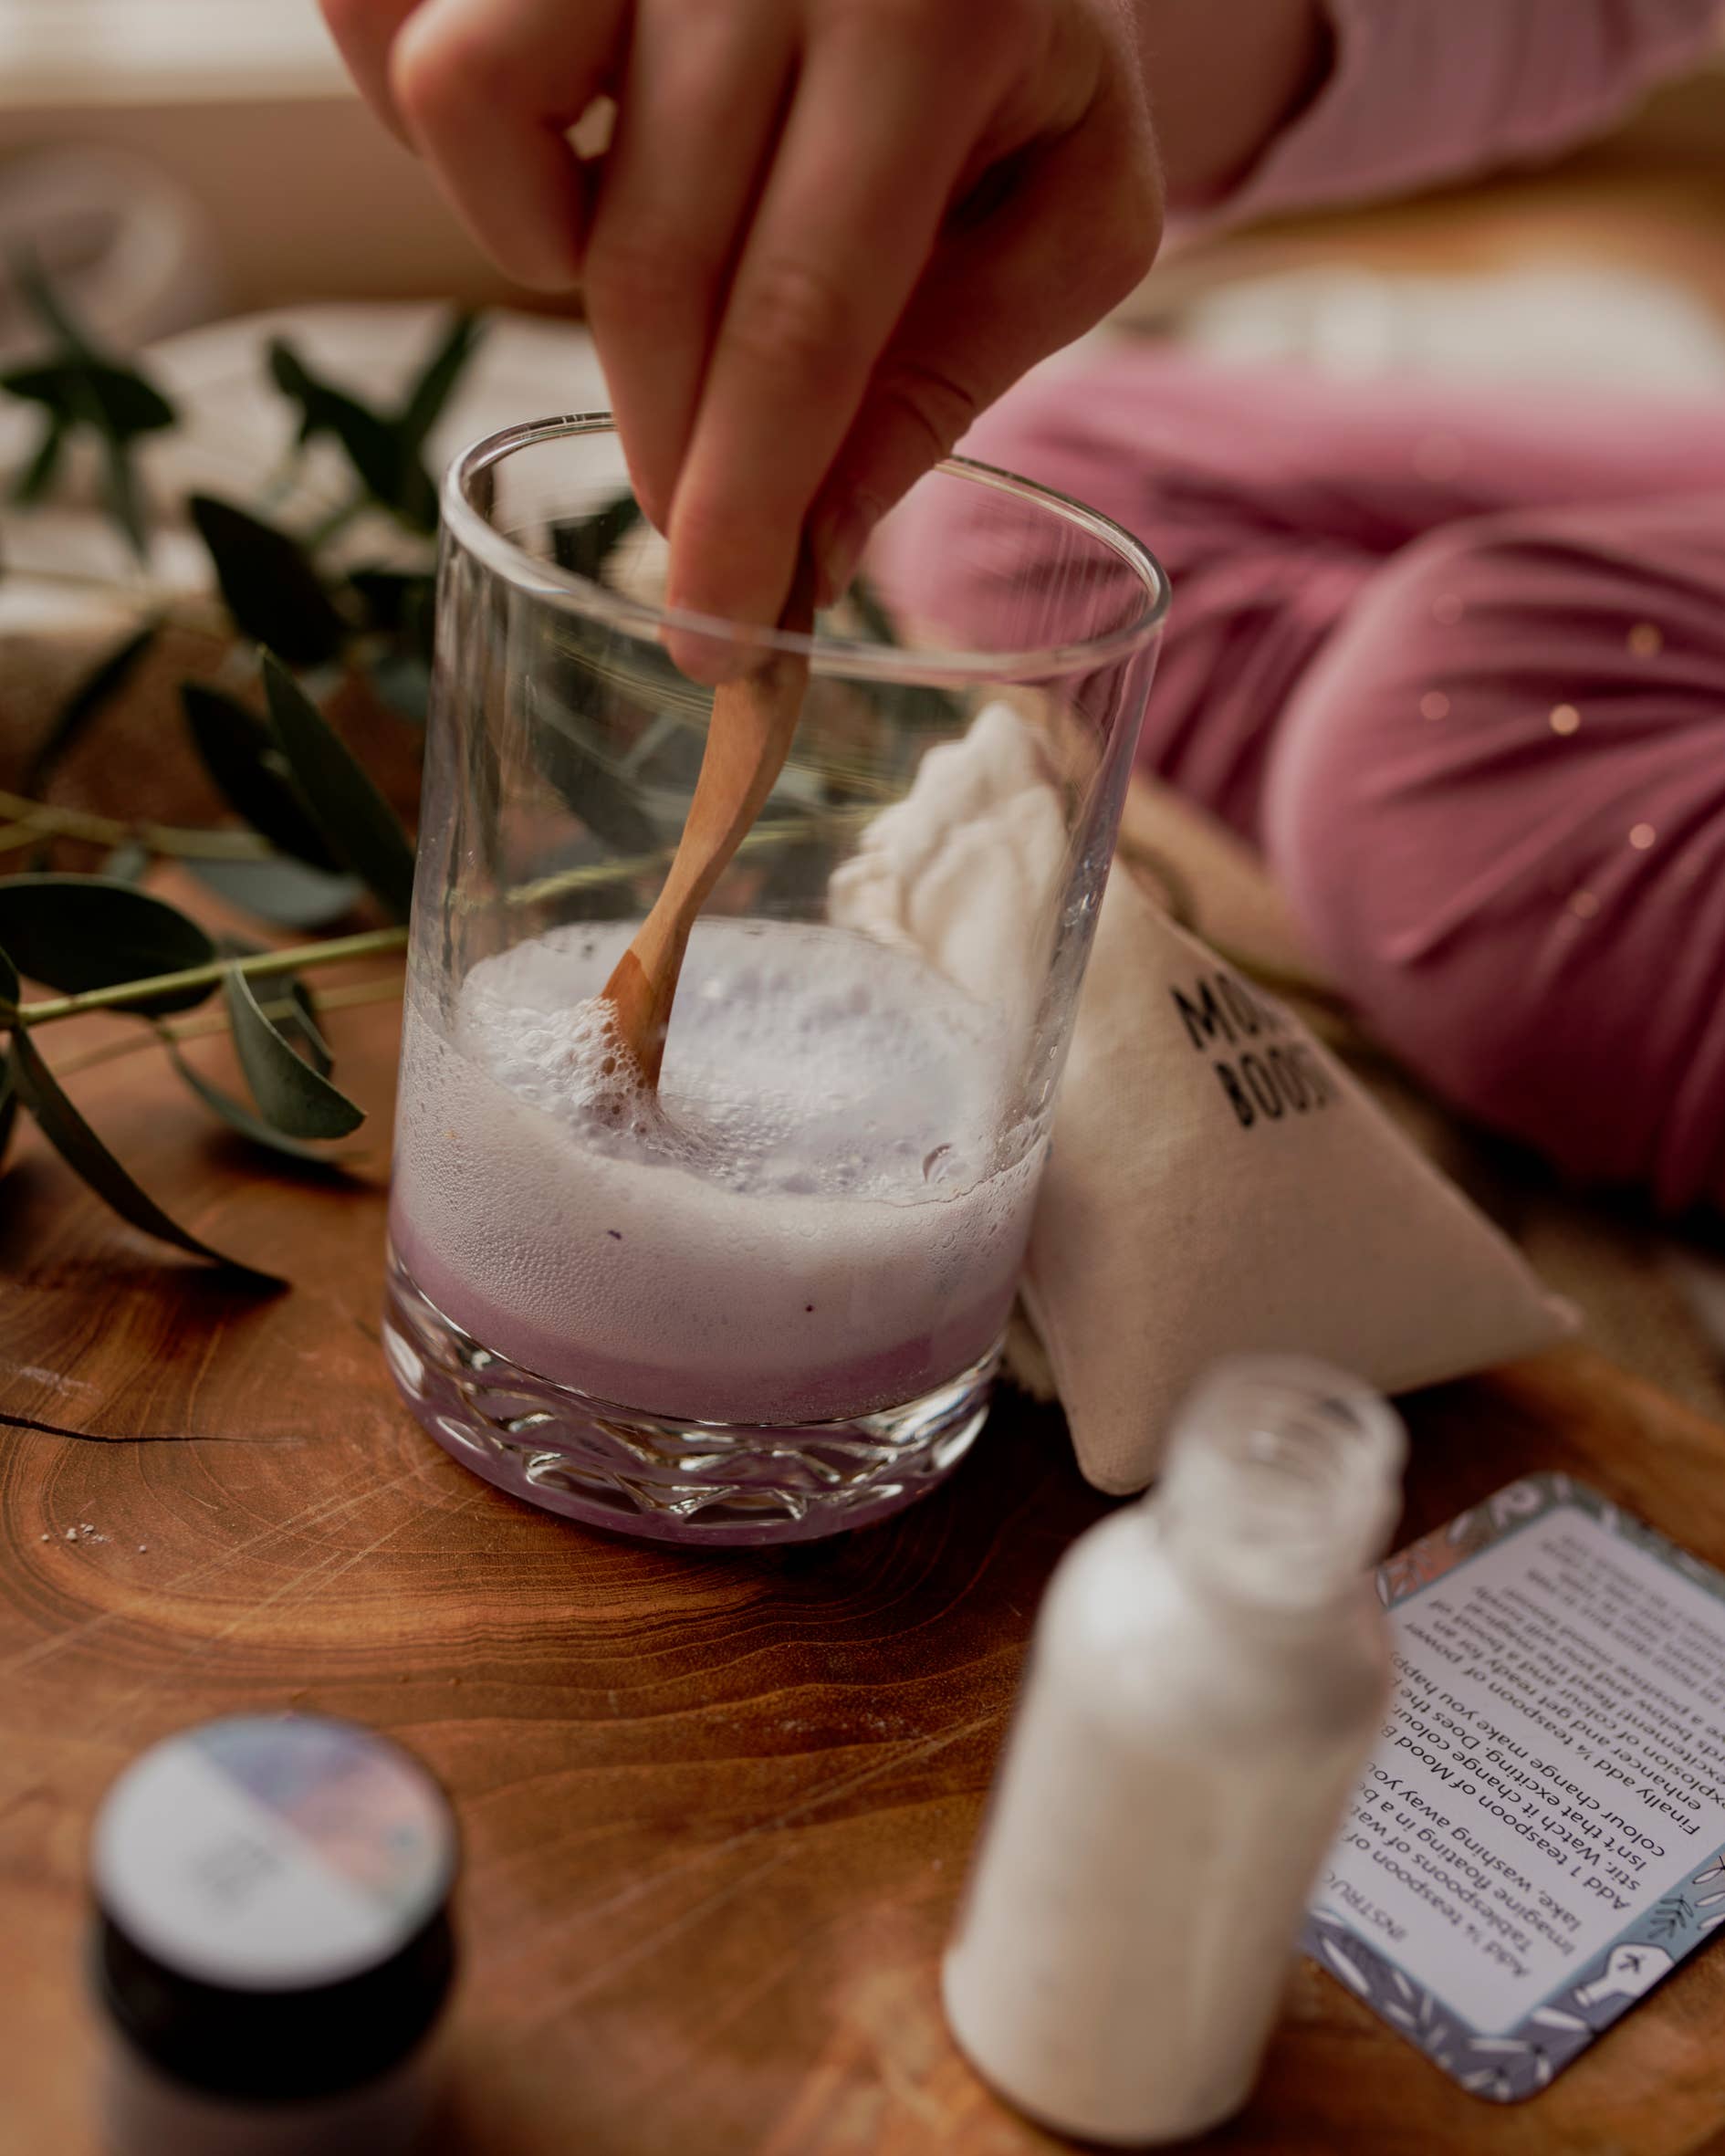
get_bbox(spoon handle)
[603,549,817,1085]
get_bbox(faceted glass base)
[382,1248,997,1545]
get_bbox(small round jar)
[89,1714,458,2156]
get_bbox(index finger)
[664,26,998,653]
[319,0,423,140]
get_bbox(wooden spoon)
[601,549,818,1087]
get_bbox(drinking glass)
[385,415,1166,1544]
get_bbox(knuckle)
[725,256,855,376]
[1082,169,1163,310]
[391,13,507,131]
[584,220,706,322]
[875,359,979,464]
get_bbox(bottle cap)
[90,1714,457,2104]
[1159,1355,1406,1607]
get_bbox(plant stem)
[15,925,409,1025]
[0,786,275,862]
[51,975,406,1078]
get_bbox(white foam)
[392,919,1044,1419]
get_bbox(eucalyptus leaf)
[163,1027,352,1163]
[0,875,216,1013]
[268,338,436,529]
[24,619,162,794]
[14,249,95,359]
[550,493,643,582]
[349,567,435,639]
[0,359,176,438]
[224,966,364,1139]
[281,979,333,1075]
[204,943,333,1067]
[190,495,347,667]
[181,680,342,870]
[9,1021,280,1282]
[12,419,64,505]
[99,429,148,559]
[188,854,363,931]
[260,653,418,921]
[397,310,483,450]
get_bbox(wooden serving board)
[6,983,1725,2156]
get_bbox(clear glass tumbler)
[385,415,1166,1544]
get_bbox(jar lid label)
[93,1715,455,1992]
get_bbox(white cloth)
[835,705,1573,1493]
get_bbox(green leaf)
[12,418,64,505]
[187,854,363,931]
[396,310,483,451]
[280,979,333,1075]
[0,359,176,437]
[10,1020,280,1280]
[14,249,96,360]
[23,619,162,794]
[260,653,418,921]
[99,430,148,560]
[267,339,321,445]
[190,495,347,667]
[224,965,363,1139]
[550,493,643,582]
[0,875,216,1013]
[267,337,436,529]
[181,680,343,871]
[162,1031,347,1164]
[349,566,434,636]
[0,939,17,1010]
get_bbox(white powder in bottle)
[942,1355,1406,2145]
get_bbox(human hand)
[319,0,1163,654]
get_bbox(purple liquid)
[390,920,1043,1426]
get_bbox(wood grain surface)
[7,976,1725,2156]
[6,650,1725,2155]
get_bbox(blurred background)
[0,0,1720,354]
[2,2,1725,1406]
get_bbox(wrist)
[1133,0,1332,210]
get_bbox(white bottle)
[943,1355,1406,2146]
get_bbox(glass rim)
[443,413,1171,686]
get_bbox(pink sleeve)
[1213,0,1721,225]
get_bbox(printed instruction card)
[1302,1473,1725,2101]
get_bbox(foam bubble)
[393,918,1049,1419]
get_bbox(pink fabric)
[935,354,1725,1215]
[1208,0,1721,229]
